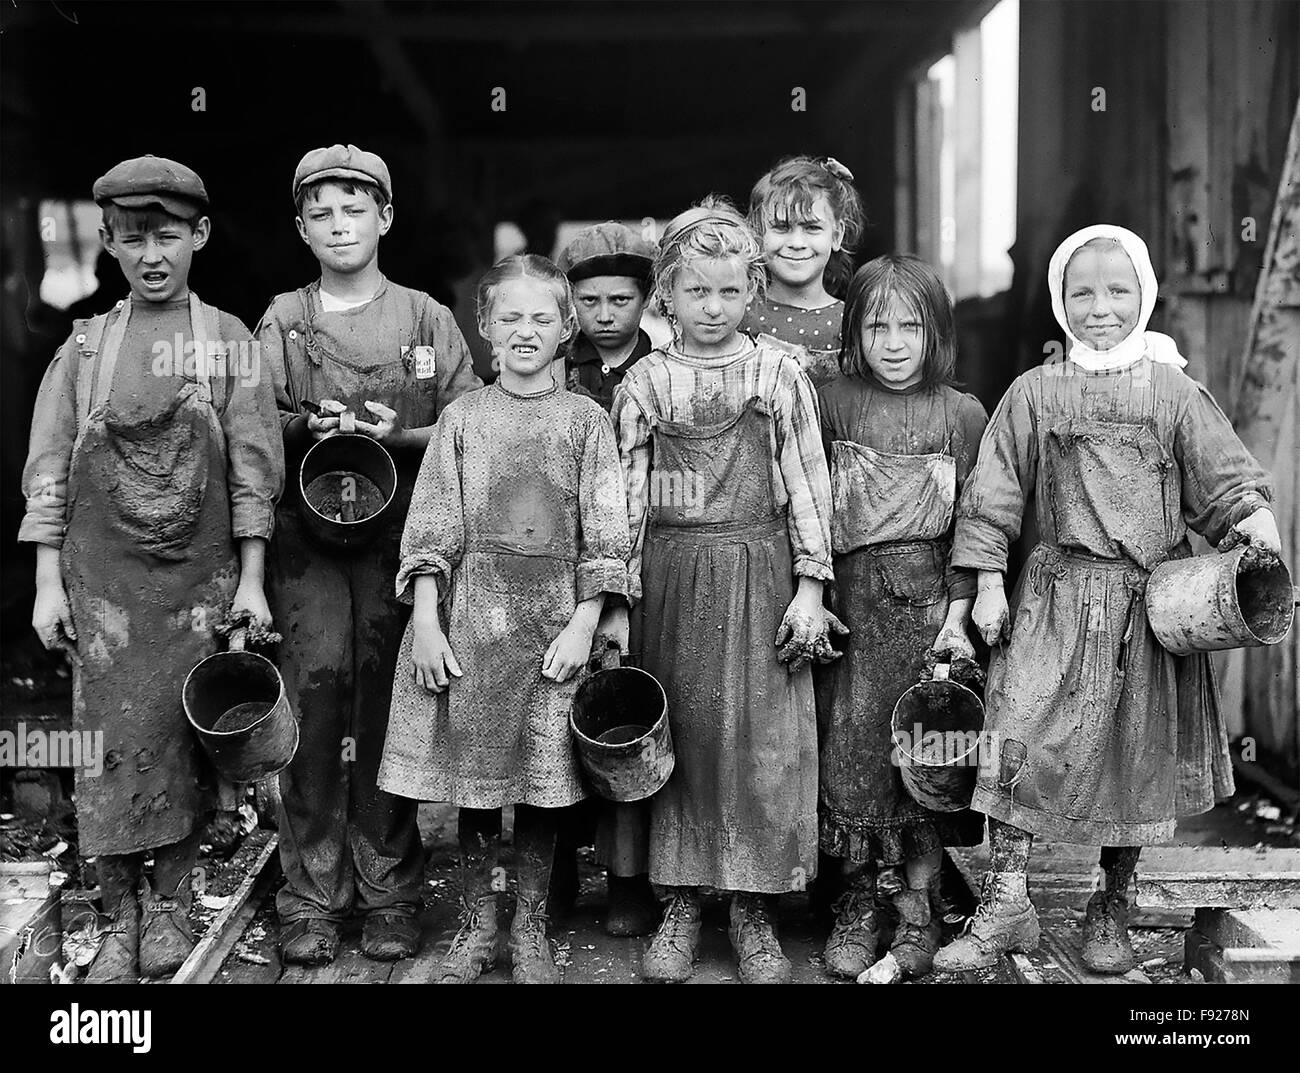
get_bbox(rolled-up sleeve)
[772,360,834,582]
[221,315,284,540]
[396,401,465,603]
[1176,380,1273,545]
[951,376,1038,574]
[19,338,79,549]
[575,407,631,603]
[610,380,652,605]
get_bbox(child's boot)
[85,856,141,984]
[139,876,195,977]
[932,872,1040,971]
[888,887,941,979]
[730,892,793,984]
[822,866,880,979]
[605,872,658,937]
[437,832,502,984]
[509,805,560,984]
[361,906,422,962]
[1082,846,1138,974]
[641,887,703,982]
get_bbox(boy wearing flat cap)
[258,144,480,966]
[21,155,284,981]
[548,222,661,937]
[557,222,658,411]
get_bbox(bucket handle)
[931,661,950,682]
[228,627,248,653]
[590,640,622,673]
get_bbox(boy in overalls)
[258,144,481,965]
[22,156,284,981]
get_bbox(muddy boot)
[437,814,503,984]
[1082,847,1138,974]
[822,870,880,979]
[641,887,703,982]
[889,888,941,979]
[730,892,793,985]
[510,804,560,984]
[605,872,658,937]
[280,917,341,966]
[361,906,421,962]
[85,856,141,984]
[932,873,1040,972]
[139,877,195,977]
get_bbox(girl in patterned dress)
[379,255,630,984]
[742,155,866,388]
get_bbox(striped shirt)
[610,338,834,601]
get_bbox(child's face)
[761,195,843,292]
[861,292,925,390]
[296,182,392,276]
[1062,245,1141,350]
[573,276,646,352]
[484,277,568,377]
[666,258,754,353]
[101,216,209,303]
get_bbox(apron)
[63,294,235,855]
[971,415,1234,844]
[637,398,818,893]
[816,441,983,864]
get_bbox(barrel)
[297,418,397,552]
[890,663,985,813]
[570,665,673,803]
[1146,545,1294,655]
[183,630,298,783]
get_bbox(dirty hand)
[932,619,976,661]
[775,588,842,673]
[591,602,630,656]
[229,581,273,630]
[306,399,346,440]
[32,582,77,657]
[412,620,462,693]
[543,620,595,683]
[1231,507,1282,556]
[812,609,849,665]
[353,401,402,446]
[972,580,1011,648]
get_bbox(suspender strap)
[72,310,112,431]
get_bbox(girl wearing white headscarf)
[936,225,1280,975]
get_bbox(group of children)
[21,147,1283,985]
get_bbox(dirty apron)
[380,386,590,808]
[816,441,983,864]
[971,415,1234,844]
[63,294,233,855]
[272,287,424,922]
[636,399,818,893]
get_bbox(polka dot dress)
[741,298,844,388]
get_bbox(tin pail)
[183,629,298,782]
[298,412,397,552]
[890,662,985,813]
[1146,545,1294,655]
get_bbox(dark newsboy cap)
[92,155,210,217]
[292,143,393,204]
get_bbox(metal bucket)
[183,629,298,783]
[297,412,397,552]
[890,663,985,813]
[1146,545,1295,655]
[570,649,673,803]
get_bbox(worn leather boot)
[362,907,421,962]
[889,887,941,979]
[822,870,880,979]
[605,873,658,937]
[932,872,1040,972]
[1081,890,1135,973]
[437,830,503,984]
[510,894,560,984]
[641,887,703,982]
[280,917,341,966]
[139,876,195,977]
[730,892,793,985]
[85,863,141,984]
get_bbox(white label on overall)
[404,345,436,379]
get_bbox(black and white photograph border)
[1,0,1298,1048]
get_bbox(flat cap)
[558,222,658,283]
[293,143,392,204]
[92,155,209,217]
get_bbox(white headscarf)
[1048,224,1187,372]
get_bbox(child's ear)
[377,203,394,236]
[295,216,312,246]
[99,225,117,258]
[832,219,846,252]
[191,216,212,252]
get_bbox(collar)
[570,328,652,369]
